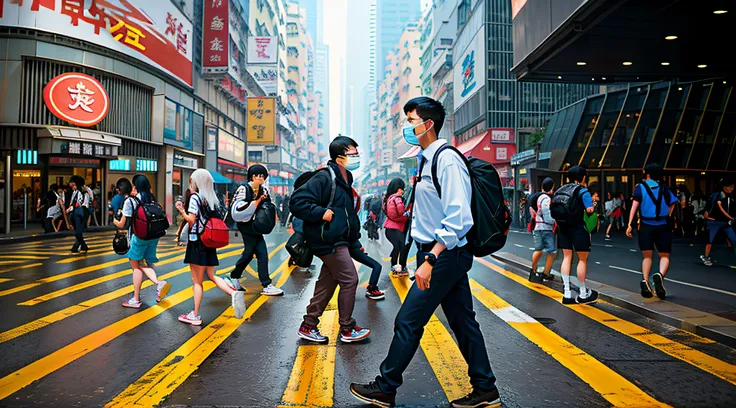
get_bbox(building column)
[5,155,11,234]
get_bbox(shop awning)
[455,131,516,165]
[209,170,232,184]
[398,146,421,160]
[217,158,247,169]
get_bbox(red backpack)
[131,196,169,240]
[195,195,229,248]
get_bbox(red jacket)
[383,193,409,232]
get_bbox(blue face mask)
[345,155,361,171]
[402,120,432,146]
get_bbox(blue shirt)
[410,139,473,250]
[577,186,594,209]
[110,193,125,214]
[634,179,677,226]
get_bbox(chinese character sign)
[247,37,278,64]
[246,98,276,144]
[43,73,110,127]
[202,0,229,73]
[0,0,193,87]
[453,25,486,107]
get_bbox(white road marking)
[493,306,538,323]
[606,245,613,248]
[528,247,535,251]
[514,244,525,248]
[608,265,736,297]
[595,262,601,265]
[629,249,637,252]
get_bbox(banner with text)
[202,0,229,74]
[246,98,276,144]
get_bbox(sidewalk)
[492,229,736,347]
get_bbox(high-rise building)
[376,0,421,83]
[345,0,372,155]
[298,0,323,45]
[315,44,330,148]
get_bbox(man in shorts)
[529,177,557,283]
[701,179,736,266]
[626,163,678,299]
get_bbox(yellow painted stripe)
[476,258,736,386]
[0,263,43,276]
[0,278,13,283]
[469,278,670,408]
[0,242,285,343]
[0,255,47,260]
[18,250,188,306]
[105,259,295,408]
[0,261,24,266]
[0,282,222,400]
[56,247,179,265]
[10,242,110,255]
[390,275,471,402]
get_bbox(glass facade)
[542,79,735,172]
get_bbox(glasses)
[406,117,424,125]
[253,174,266,179]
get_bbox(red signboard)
[43,73,110,127]
[202,0,229,74]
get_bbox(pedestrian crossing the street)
[0,231,734,407]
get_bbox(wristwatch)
[425,253,437,267]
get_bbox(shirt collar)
[422,139,447,162]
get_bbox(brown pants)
[303,245,358,328]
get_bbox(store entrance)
[11,167,42,228]
[49,166,103,228]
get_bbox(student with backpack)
[351,97,504,408]
[529,177,556,283]
[225,164,283,296]
[290,136,371,344]
[350,186,385,300]
[700,179,736,266]
[67,175,92,255]
[112,175,171,309]
[383,178,411,277]
[175,169,246,326]
[550,166,598,305]
[625,163,678,299]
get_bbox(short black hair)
[542,177,555,192]
[50,183,58,191]
[403,96,445,136]
[644,163,663,181]
[116,178,132,195]
[71,175,85,187]
[567,166,588,183]
[329,136,358,161]
[248,164,269,181]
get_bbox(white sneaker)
[391,265,402,275]
[262,284,284,296]
[224,276,242,291]
[231,291,246,318]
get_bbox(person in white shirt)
[67,176,90,254]
[529,178,557,283]
[44,184,66,233]
[175,169,246,326]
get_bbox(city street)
[0,228,735,407]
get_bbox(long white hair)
[190,169,219,210]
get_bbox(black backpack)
[550,184,584,224]
[420,144,511,257]
[230,184,277,235]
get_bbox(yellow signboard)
[247,97,276,144]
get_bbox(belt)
[416,241,436,252]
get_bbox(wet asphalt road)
[0,227,734,407]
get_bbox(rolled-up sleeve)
[434,153,473,250]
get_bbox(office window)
[648,84,689,166]
[708,86,736,170]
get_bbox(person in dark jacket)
[290,136,370,344]
[281,194,291,227]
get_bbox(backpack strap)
[430,144,471,199]
[641,182,666,220]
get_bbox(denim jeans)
[376,247,496,394]
[71,209,89,252]
[349,246,382,288]
[232,225,271,287]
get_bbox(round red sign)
[43,73,110,127]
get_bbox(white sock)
[561,274,571,298]
[579,282,588,298]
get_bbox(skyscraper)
[345,0,372,150]
[376,0,421,82]
[298,0,323,44]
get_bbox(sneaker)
[605,234,611,240]
[402,268,412,278]
[390,265,401,275]
[224,276,242,291]
[366,287,386,300]
[640,280,654,298]
[528,268,543,283]
[562,295,576,305]
[350,381,395,407]
[262,284,284,296]
[576,289,599,305]
[178,311,203,326]
[702,255,713,266]
[652,273,667,300]
[297,323,328,343]
[156,280,171,302]
[231,290,246,318]
[339,325,371,343]
[122,298,142,309]
[542,273,555,281]
[450,387,502,408]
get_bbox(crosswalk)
[0,231,734,407]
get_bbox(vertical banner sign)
[202,0,229,74]
[246,98,276,144]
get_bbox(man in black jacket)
[290,136,371,344]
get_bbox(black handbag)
[285,231,313,267]
[112,230,129,255]
[252,201,277,235]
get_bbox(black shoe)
[450,387,501,408]
[528,269,543,283]
[576,289,599,305]
[542,273,555,281]
[350,382,395,407]
[562,295,576,305]
[652,273,666,300]
[640,280,653,298]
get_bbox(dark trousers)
[303,245,358,329]
[232,225,271,287]
[386,228,409,268]
[44,217,54,233]
[349,246,383,288]
[281,208,290,226]
[71,210,89,252]
[376,247,496,394]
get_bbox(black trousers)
[231,225,271,287]
[385,228,409,268]
[71,209,89,252]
